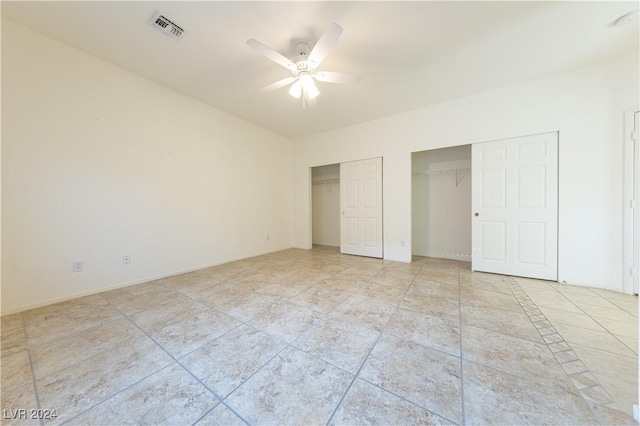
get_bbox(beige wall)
[1,21,293,313]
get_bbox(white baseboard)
[1,246,294,316]
[413,250,471,262]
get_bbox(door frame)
[309,163,341,248]
[623,108,640,294]
[307,158,384,258]
[410,146,472,261]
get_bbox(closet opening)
[412,145,472,262]
[311,164,340,248]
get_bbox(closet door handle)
[474,212,479,217]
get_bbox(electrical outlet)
[266,235,270,241]
[123,255,131,265]
[72,261,83,273]
[400,240,405,247]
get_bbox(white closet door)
[340,157,383,258]
[472,133,558,280]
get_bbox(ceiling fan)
[247,23,361,107]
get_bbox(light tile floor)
[1,246,638,425]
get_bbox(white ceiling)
[3,1,638,140]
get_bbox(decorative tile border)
[503,276,629,422]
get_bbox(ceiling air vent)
[149,12,185,40]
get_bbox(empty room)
[1,1,639,425]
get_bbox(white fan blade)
[307,23,343,67]
[260,77,297,92]
[247,38,296,70]
[315,71,361,85]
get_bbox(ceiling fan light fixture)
[289,80,302,98]
[299,73,319,99]
[305,83,320,100]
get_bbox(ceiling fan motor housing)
[293,43,315,75]
[295,42,310,57]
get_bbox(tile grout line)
[147,258,374,425]
[557,283,638,319]
[176,258,377,425]
[61,363,187,425]
[587,316,639,356]
[325,261,461,426]
[57,309,207,424]
[541,284,638,355]
[21,309,124,425]
[24,352,44,426]
[68,298,256,426]
[112,300,268,426]
[323,261,418,426]
[457,267,466,426]
[20,309,45,426]
[503,276,621,424]
[189,406,219,426]
[522,284,637,372]
[4,252,375,425]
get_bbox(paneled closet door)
[340,157,383,258]
[472,133,558,280]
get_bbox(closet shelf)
[413,167,470,187]
[312,178,340,186]
[312,177,340,193]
